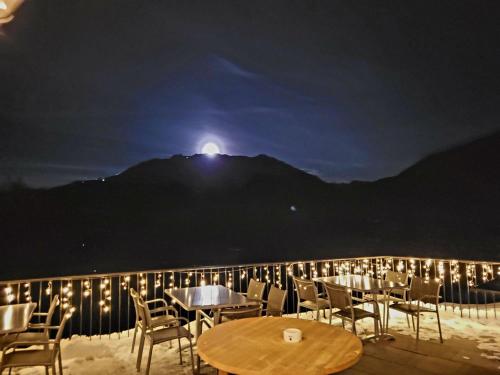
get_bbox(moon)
[201,142,220,156]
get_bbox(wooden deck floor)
[340,331,500,375]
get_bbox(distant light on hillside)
[201,142,220,156]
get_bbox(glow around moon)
[201,142,220,156]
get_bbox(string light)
[451,260,461,283]
[4,285,15,303]
[139,273,147,296]
[121,275,130,291]
[155,273,162,288]
[99,278,111,313]
[83,280,91,297]
[23,283,31,302]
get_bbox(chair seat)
[149,326,192,344]
[390,303,436,314]
[300,298,329,310]
[2,349,53,367]
[0,332,48,350]
[334,307,378,321]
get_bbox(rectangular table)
[313,275,408,338]
[164,285,259,340]
[0,302,37,335]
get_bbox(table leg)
[196,310,202,341]
[195,310,202,375]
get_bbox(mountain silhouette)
[1,132,499,279]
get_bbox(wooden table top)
[314,275,407,293]
[0,302,37,335]
[165,285,259,311]
[197,317,363,375]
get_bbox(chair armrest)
[150,316,190,330]
[43,325,63,330]
[28,322,49,330]
[150,317,179,329]
[32,312,48,317]
[145,298,169,306]
[150,306,178,317]
[2,340,52,355]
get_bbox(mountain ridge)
[1,131,499,279]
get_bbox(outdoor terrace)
[1,256,499,374]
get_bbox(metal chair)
[263,285,287,317]
[322,282,381,337]
[364,270,410,328]
[130,288,177,353]
[135,297,195,375]
[216,279,266,324]
[293,277,329,320]
[0,311,71,375]
[0,295,59,351]
[389,276,443,343]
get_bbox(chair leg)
[352,321,357,335]
[341,318,345,329]
[52,363,57,375]
[145,342,154,375]
[406,313,410,328]
[373,301,383,334]
[316,308,320,321]
[45,367,49,375]
[411,315,415,331]
[297,302,300,319]
[58,350,63,375]
[328,308,332,325]
[178,337,183,365]
[374,316,379,337]
[131,323,138,353]
[416,313,420,341]
[436,309,443,343]
[136,333,146,371]
[188,338,195,375]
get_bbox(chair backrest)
[409,276,441,304]
[136,297,153,330]
[246,279,266,302]
[130,288,141,322]
[323,282,351,310]
[385,270,409,297]
[266,286,287,316]
[44,295,59,332]
[50,312,71,362]
[293,277,317,301]
[54,313,71,344]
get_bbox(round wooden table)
[197,317,363,375]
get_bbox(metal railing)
[1,256,499,338]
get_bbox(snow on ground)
[7,303,500,374]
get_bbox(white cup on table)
[283,328,302,343]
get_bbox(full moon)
[201,142,220,156]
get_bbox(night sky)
[1,1,499,187]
